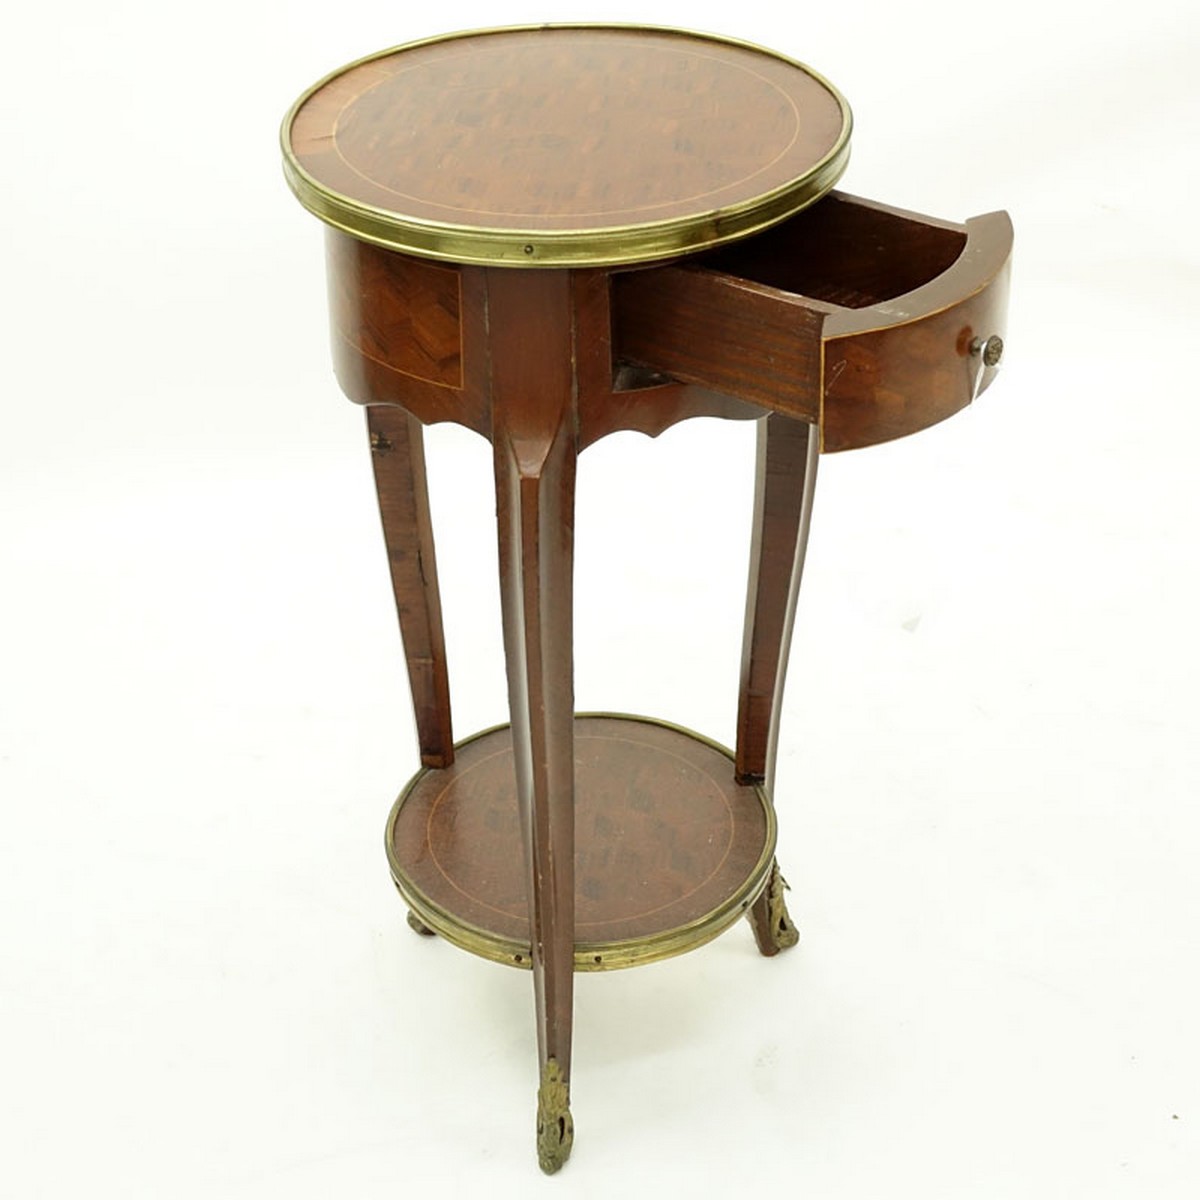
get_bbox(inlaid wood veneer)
[282,23,1010,1174]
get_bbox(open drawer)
[612,192,1012,452]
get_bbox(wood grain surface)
[327,231,491,434]
[366,405,453,768]
[389,717,771,949]
[611,191,1012,451]
[612,263,825,419]
[820,207,1012,451]
[488,267,579,1080]
[736,415,819,787]
[288,27,846,234]
[699,191,967,309]
[292,32,1011,1173]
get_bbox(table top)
[282,24,852,267]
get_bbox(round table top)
[282,24,852,267]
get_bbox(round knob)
[968,334,1004,401]
[971,333,1004,367]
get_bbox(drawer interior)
[610,190,1009,450]
[697,192,967,309]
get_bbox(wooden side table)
[281,24,1011,1173]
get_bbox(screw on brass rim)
[281,23,853,268]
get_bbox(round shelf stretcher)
[386,715,777,970]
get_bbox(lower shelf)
[386,714,776,971]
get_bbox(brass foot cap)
[766,862,800,950]
[750,860,800,955]
[536,1058,574,1174]
[406,910,436,937]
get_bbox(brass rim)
[384,713,778,971]
[281,23,852,268]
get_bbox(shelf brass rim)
[384,713,778,971]
[281,23,853,268]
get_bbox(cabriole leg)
[367,405,454,769]
[736,414,819,955]
[488,268,578,1174]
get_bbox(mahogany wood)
[287,28,1012,1175]
[488,268,579,1083]
[732,415,819,956]
[735,415,819,789]
[287,27,847,257]
[328,231,491,435]
[333,191,1011,452]
[575,269,767,446]
[585,378,765,447]
[699,191,967,309]
[329,233,463,387]
[329,234,771,445]
[612,265,825,420]
[366,405,454,768]
[820,210,1012,451]
[610,191,1012,452]
[388,716,771,953]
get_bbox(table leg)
[488,269,578,1174]
[735,414,819,955]
[367,405,454,769]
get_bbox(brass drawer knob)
[977,333,1004,367]
[970,333,1005,399]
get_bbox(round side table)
[281,24,1011,1173]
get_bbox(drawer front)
[612,265,823,421]
[821,211,1012,452]
[609,195,1012,453]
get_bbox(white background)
[2,1,1198,1195]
